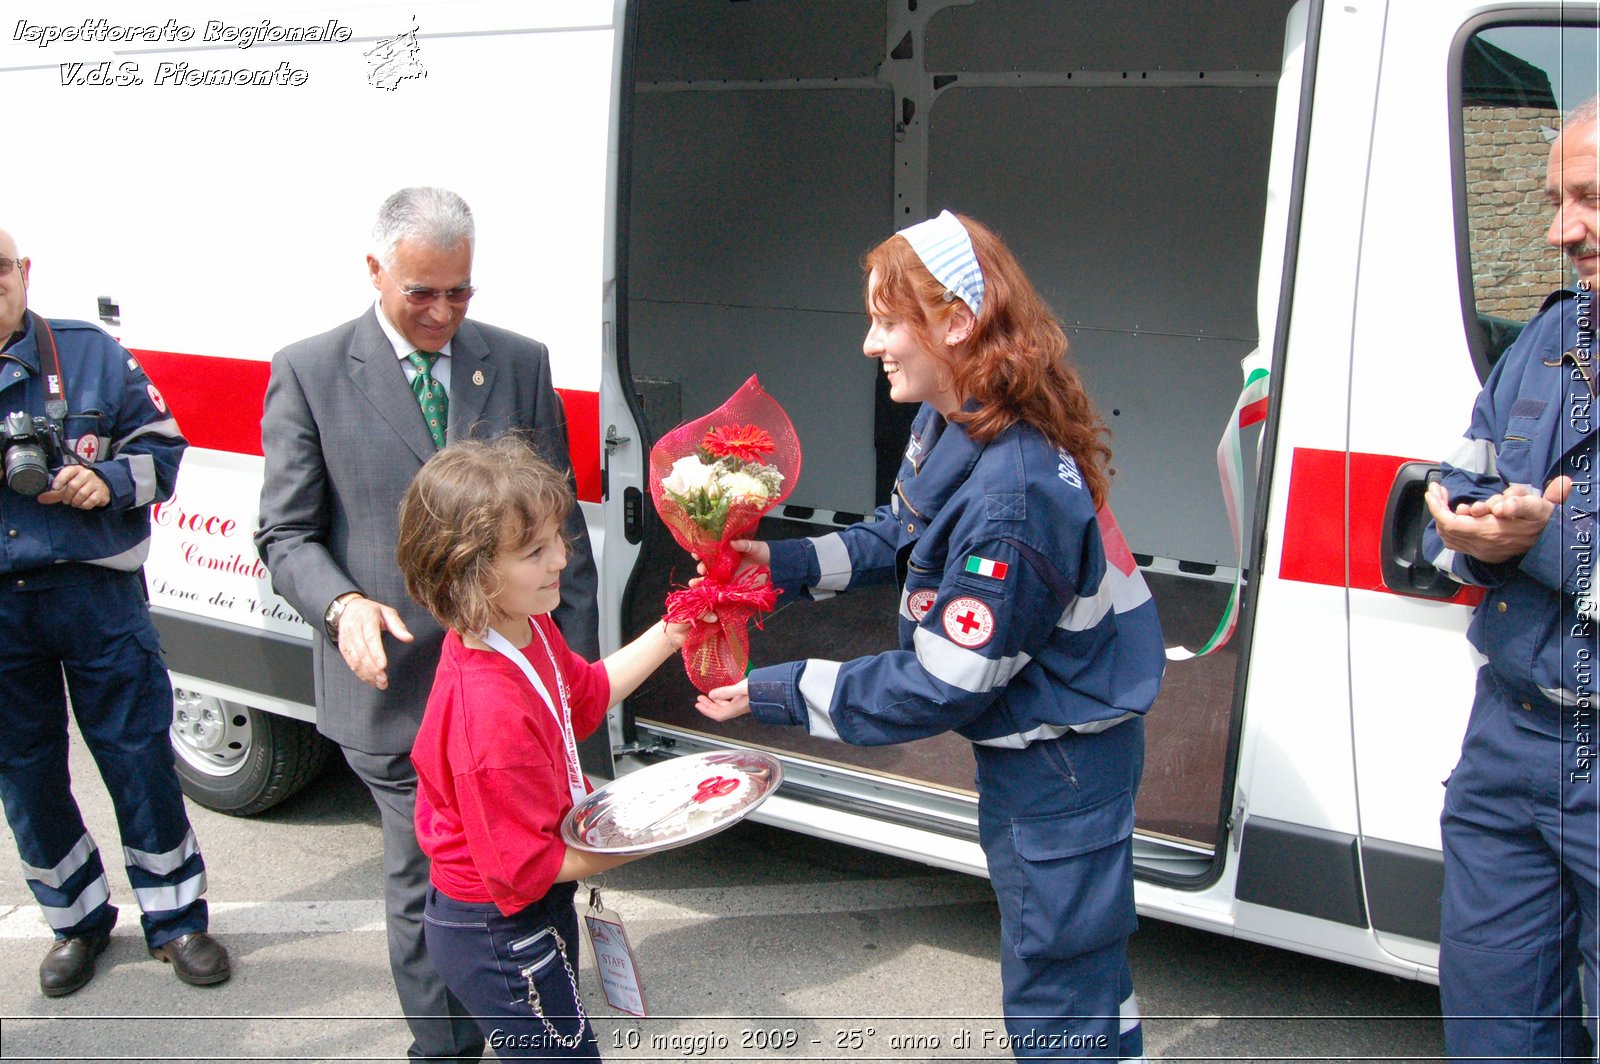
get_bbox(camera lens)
[5,442,50,497]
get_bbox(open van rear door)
[600,0,1307,878]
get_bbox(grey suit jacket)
[255,308,600,755]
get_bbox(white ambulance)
[5,0,1595,983]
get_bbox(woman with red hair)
[697,211,1165,1060]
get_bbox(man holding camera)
[0,226,229,997]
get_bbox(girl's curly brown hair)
[396,434,574,635]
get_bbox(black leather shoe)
[40,933,110,997]
[149,932,231,986]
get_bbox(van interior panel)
[621,0,1296,857]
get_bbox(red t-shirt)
[411,614,610,915]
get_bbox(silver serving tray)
[562,750,783,855]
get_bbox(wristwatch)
[324,595,355,642]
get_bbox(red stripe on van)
[1279,447,1481,605]
[133,348,603,503]
[136,350,272,459]
[556,388,601,504]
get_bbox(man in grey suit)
[255,187,598,1062]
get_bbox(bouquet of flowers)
[649,376,802,692]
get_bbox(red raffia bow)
[649,376,801,692]
[664,564,779,689]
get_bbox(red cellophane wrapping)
[649,375,802,692]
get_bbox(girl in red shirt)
[398,435,692,1059]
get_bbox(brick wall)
[1464,106,1567,321]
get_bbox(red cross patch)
[74,436,100,462]
[146,383,167,413]
[941,596,995,649]
[907,589,936,622]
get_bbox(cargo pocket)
[992,789,1137,960]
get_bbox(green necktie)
[406,350,448,449]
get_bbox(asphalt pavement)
[0,738,1445,1062]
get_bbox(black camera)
[3,411,63,497]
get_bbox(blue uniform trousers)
[1440,667,1598,1063]
[0,565,207,947]
[423,881,599,1061]
[977,717,1146,1061]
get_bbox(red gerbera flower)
[702,424,776,464]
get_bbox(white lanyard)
[482,622,588,807]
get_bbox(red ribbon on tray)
[649,375,802,692]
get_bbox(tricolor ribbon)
[1167,357,1270,661]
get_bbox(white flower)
[662,455,715,497]
[718,469,769,503]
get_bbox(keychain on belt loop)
[584,877,648,1017]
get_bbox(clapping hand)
[1426,475,1572,564]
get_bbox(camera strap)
[26,311,68,423]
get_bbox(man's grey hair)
[372,187,475,266]
[1565,95,1600,132]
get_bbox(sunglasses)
[382,266,475,306]
[0,257,23,278]
[399,283,476,306]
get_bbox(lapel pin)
[472,370,484,386]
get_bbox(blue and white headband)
[897,210,985,317]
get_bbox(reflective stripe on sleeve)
[798,659,843,741]
[1444,436,1498,478]
[811,533,852,593]
[912,625,1029,694]
[112,418,182,454]
[1109,563,1154,612]
[125,452,157,506]
[1059,579,1113,632]
[1062,562,1155,632]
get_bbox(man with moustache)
[256,187,597,1062]
[0,226,229,997]
[1425,98,1599,1061]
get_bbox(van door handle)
[1380,461,1460,599]
[600,425,632,505]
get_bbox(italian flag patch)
[964,555,1008,580]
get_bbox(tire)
[170,687,333,816]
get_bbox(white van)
[5,0,1595,982]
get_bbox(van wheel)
[169,688,332,816]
